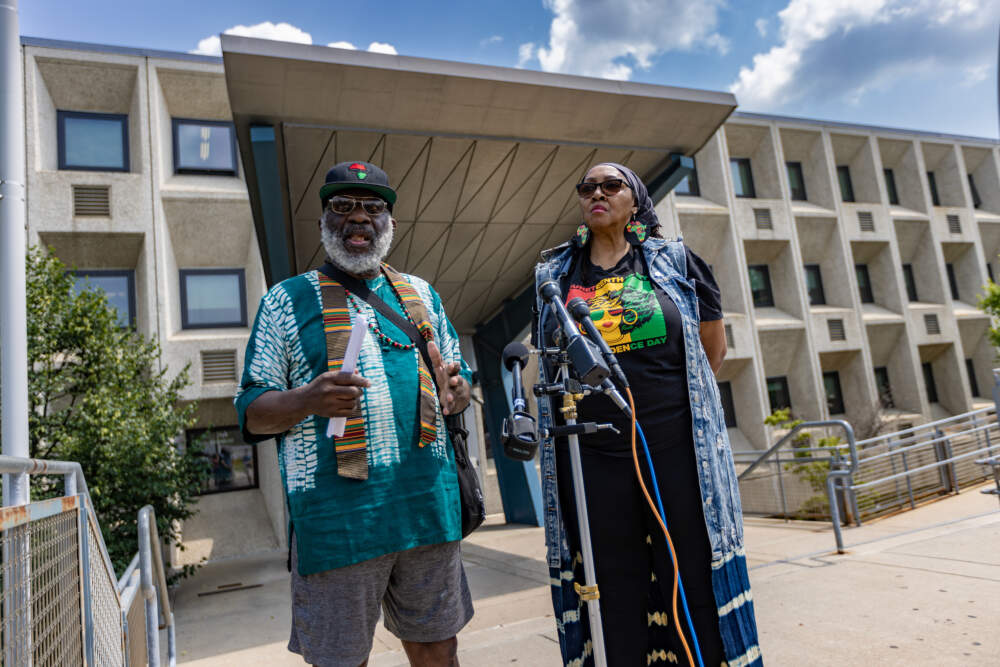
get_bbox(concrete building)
[18,36,1000,564]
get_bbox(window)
[804,264,826,305]
[674,159,700,196]
[179,269,247,329]
[172,119,238,175]
[989,263,995,283]
[823,371,845,415]
[57,110,129,171]
[968,174,982,209]
[730,158,756,198]
[873,366,894,408]
[884,168,899,205]
[187,427,258,494]
[747,265,775,307]
[946,263,960,301]
[786,161,807,201]
[70,270,136,328]
[766,376,791,413]
[718,381,737,428]
[922,362,938,403]
[855,264,874,303]
[837,165,855,202]
[927,171,940,206]
[902,264,918,301]
[965,359,980,397]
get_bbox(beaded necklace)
[345,285,417,350]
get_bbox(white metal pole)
[0,0,29,508]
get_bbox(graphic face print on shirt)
[567,274,667,354]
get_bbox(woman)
[533,163,761,666]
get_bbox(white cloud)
[327,40,357,50]
[755,18,768,37]
[481,35,503,47]
[191,21,312,56]
[366,42,397,55]
[517,42,536,68]
[731,0,999,110]
[534,0,728,80]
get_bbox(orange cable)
[627,387,696,667]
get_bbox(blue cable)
[635,420,705,667]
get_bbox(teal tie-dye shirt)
[235,270,471,575]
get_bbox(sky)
[19,0,1000,139]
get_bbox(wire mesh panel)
[86,515,125,666]
[1,506,84,667]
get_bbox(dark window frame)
[837,165,855,203]
[884,168,899,206]
[922,362,939,403]
[804,264,826,305]
[747,264,775,308]
[823,370,846,415]
[70,269,137,329]
[946,263,960,301]
[717,381,737,428]
[57,110,130,172]
[855,263,874,303]
[873,366,894,408]
[766,376,791,413]
[179,268,248,330]
[186,426,260,495]
[171,118,239,176]
[730,158,756,198]
[965,358,980,397]
[902,263,918,301]
[674,158,700,197]
[968,174,982,209]
[786,161,807,201]
[927,171,940,206]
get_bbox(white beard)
[322,222,394,276]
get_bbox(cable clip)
[573,582,600,600]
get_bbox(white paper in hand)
[327,313,368,438]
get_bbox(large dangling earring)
[573,223,591,248]
[624,214,647,245]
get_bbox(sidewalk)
[171,484,1000,666]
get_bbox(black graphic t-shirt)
[561,245,721,456]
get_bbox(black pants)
[556,434,725,666]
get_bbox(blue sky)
[20,0,1000,138]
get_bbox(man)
[236,161,474,667]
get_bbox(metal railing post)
[79,497,95,666]
[138,508,161,667]
[775,450,789,520]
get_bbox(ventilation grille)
[924,314,940,335]
[201,349,237,383]
[858,211,875,232]
[827,319,846,341]
[947,214,961,234]
[72,185,110,217]
[753,208,773,230]
[725,323,734,348]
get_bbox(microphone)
[567,297,629,390]
[500,342,539,461]
[538,281,610,387]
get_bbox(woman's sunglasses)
[575,178,631,198]
[326,195,388,216]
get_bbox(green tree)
[10,247,204,574]
[766,408,843,518]
[978,277,1000,351]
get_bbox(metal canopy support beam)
[647,153,694,204]
[247,125,295,285]
[472,284,543,526]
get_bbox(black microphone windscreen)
[502,342,531,371]
[538,280,561,301]
[567,297,590,320]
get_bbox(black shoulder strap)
[319,262,439,391]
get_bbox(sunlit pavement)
[170,483,1000,666]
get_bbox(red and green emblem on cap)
[349,163,368,180]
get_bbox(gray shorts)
[288,536,474,666]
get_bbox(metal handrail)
[737,419,857,481]
[0,454,176,666]
[853,406,994,448]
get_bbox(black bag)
[319,263,486,537]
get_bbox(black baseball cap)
[319,161,397,208]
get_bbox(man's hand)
[427,341,470,416]
[301,371,371,418]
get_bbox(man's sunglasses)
[326,195,388,216]
[575,178,631,198]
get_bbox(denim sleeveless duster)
[534,237,762,667]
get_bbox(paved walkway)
[170,484,1000,666]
